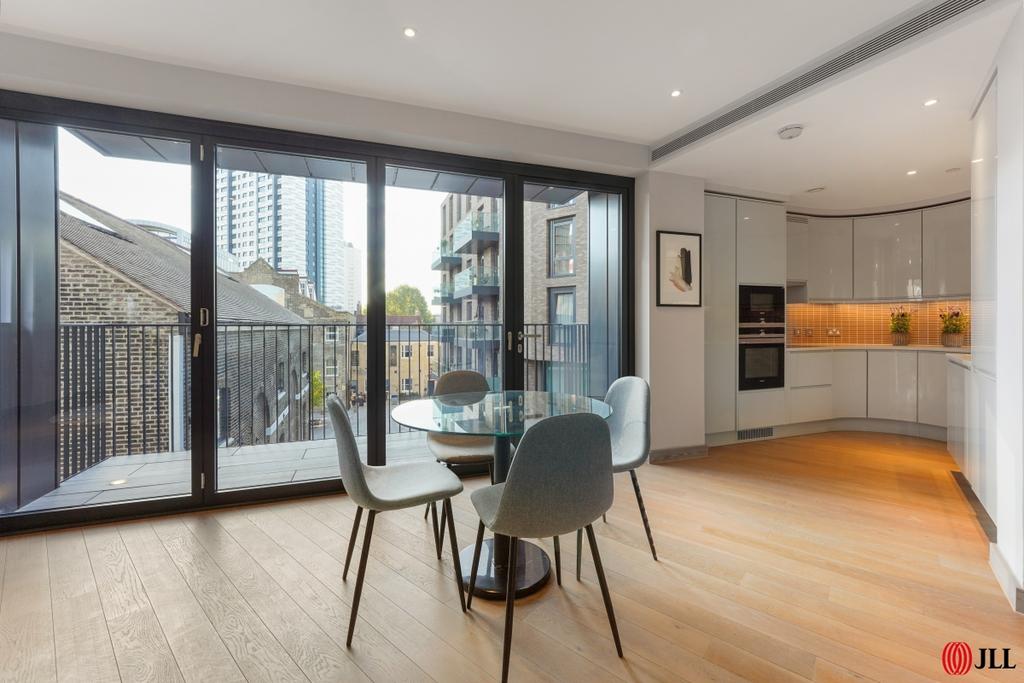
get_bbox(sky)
[57,128,449,311]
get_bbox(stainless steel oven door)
[738,338,785,390]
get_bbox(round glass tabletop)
[391,390,612,438]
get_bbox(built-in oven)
[738,285,785,324]
[738,336,785,390]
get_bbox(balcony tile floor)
[17,431,433,513]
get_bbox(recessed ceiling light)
[109,479,127,486]
[923,98,939,107]
[743,216,750,220]
[906,170,918,176]
[670,90,682,98]
[971,158,984,164]
[805,186,826,193]
[403,27,417,38]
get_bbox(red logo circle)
[942,642,972,676]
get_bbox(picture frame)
[656,230,702,307]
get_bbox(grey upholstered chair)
[468,413,622,683]
[575,376,656,580]
[423,370,494,557]
[327,395,467,647]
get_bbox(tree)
[386,285,434,323]
[310,370,324,409]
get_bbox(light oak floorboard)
[1,431,1021,682]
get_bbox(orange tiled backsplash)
[787,300,970,346]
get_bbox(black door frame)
[0,88,634,534]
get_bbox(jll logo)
[942,642,1016,676]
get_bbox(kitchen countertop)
[947,353,973,369]
[788,344,971,353]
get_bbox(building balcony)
[453,265,500,299]
[452,211,501,254]
[431,241,461,270]
[432,282,454,304]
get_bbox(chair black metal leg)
[438,505,447,559]
[576,528,583,581]
[487,461,494,485]
[467,521,485,610]
[585,523,623,657]
[553,536,562,586]
[630,469,657,561]
[603,513,607,523]
[501,537,518,683]
[429,501,442,559]
[347,509,376,647]
[343,506,363,581]
[423,503,430,519]
[443,499,466,612]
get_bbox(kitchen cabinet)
[969,370,997,515]
[787,386,832,424]
[786,217,808,283]
[737,199,786,285]
[788,351,831,387]
[917,352,948,427]
[867,350,918,421]
[831,350,867,418]
[704,195,737,434]
[807,217,853,300]
[737,388,787,430]
[922,201,970,297]
[854,212,922,300]
[946,358,968,470]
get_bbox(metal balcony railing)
[453,265,500,295]
[452,211,501,253]
[57,321,589,482]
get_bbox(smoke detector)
[777,124,804,140]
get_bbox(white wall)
[0,33,648,177]
[635,171,707,453]
[987,2,1024,608]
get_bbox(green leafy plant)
[889,305,911,334]
[939,307,968,334]
[311,370,324,408]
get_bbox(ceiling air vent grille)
[787,215,809,224]
[737,427,775,440]
[652,0,990,162]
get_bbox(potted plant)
[939,307,968,347]
[890,305,910,346]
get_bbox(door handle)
[507,331,513,351]
[192,332,202,358]
[199,307,210,327]
[517,331,541,340]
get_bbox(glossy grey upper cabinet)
[853,211,922,300]
[786,217,808,283]
[922,201,970,297]
[736,199,786,285]
[807,217,853,301]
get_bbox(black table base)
[460,538,551,600]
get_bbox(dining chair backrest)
[604,376,651,470]
[326,394,373,508]
[435,370,490,395]
[490,413,613,538]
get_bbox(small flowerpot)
[942,332,964,348]
[891,332,909,346]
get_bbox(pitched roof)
[59,193,305,325]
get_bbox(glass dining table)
[391,390,612,600]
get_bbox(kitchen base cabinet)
[832,351,867,418]
[946,359,968,470]
[868,351,919,422]
[787,386,832,423]
[917,352,948,427]
[737,389,787,430]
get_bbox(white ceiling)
[0,0,923,144]
[655,3,1013,212]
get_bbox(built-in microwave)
[738,285,785,324]
[738,337,785,390]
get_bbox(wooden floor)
[1,431,1020,682]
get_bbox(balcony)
[452,211,501,254]
[431,241,461,270]
[29,321,588,513]
[432,282,454,304]
[453,265,500,299]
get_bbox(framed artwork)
[656,230,702,307]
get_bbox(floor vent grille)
[737,427,775,440]
[652,0,990,161]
